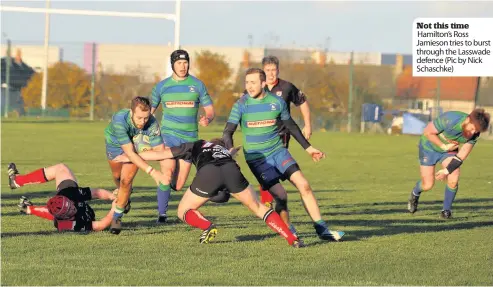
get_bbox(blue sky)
[1,1,492,54]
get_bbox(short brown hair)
[131,96,151,112]
[245,68,266,82]
[262,55,280,69]
[210,138,225,147]
[469,108,491,132]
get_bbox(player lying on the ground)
[222,68,345,241]
[150,49,215,224]
[113,138,305,247]
[104,96,169,234]
[8,162,118,232]
[408,109,490,219]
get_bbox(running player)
[222,68,345,241]
[8,162,116,232]
[259,55,312,207]
[150,49,215,223]
[408,109,490,218]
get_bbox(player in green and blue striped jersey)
[150,50,215,223]
[104,96,169,234]
[223,68,345,241]
[408,109,490,218]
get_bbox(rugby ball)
[133,134,152,153]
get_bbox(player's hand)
[440,142,459,152]
[198,115,211,127]
[229,146,242,158]
[302,125,312,141]
[306,146,325,162]
[435,168,449,181]
[113,154,131,163]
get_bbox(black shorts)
[190,162,249,198]
[56,180,92,202]
[57,179,78,191]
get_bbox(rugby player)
[105,96,169,234]
[222,68,345,241]
[8,162,117,232]
[408,109,490,218]
[150,49,215,223]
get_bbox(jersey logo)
[165,101,195,108]
[246,119,276,128]
[270,103,277,111]
[189,85,196,93]
[276,91,282,96]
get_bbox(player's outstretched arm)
[456,142,474,161]
[90,188,116,201]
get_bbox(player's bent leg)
[43,163,78,189]
[110,163,139,235]
[408,165,435,214]
[156,158,174,223]
[177,187,216,244]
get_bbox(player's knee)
[297,180,312,196]
[56,163,70,173]
[421,181,434,191]
[120,177,133,188]
[447,180,458,189]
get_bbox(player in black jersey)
[113,138,304,247]
[8,162,118,232]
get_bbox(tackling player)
[105,96,169,234]
[223,68,345,241]
[408,109,490,218]
[8,162,116,232]
[150,49,215,223]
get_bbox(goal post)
[0,0,181,119]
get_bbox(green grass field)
[2,121,492,286]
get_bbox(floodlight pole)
[41,0,51,115]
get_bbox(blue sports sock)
[412,180,422,196]
[443,184,458,210]
[113,206,125,220]
[157,182,171,215]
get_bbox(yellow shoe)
[199,224,217,244]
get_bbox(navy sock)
[443,184,458,210]
[412,180,422,196]
[157,182,171,215]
